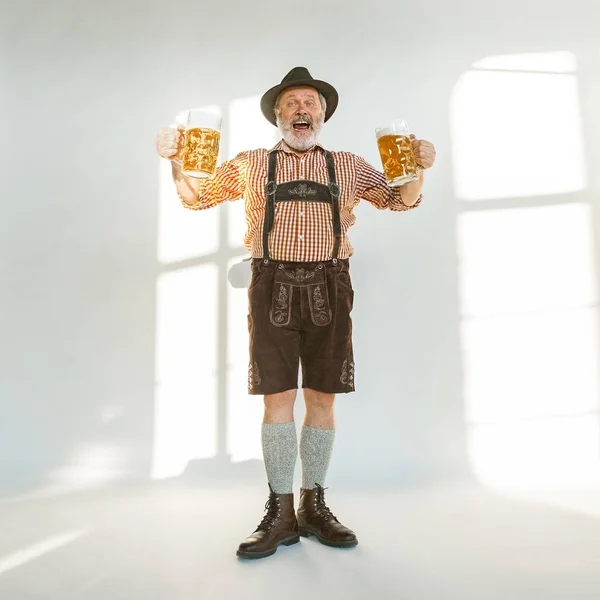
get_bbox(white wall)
[1,0,599,492]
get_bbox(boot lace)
[255,491,281,531]
[314,484,338,522]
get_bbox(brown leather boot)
[236,484,300,559]
[297,483,358,548]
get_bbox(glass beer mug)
[175,108,222,178]
[375,119,421,187]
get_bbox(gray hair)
[274,90,327,114]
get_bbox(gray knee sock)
[261,422,298,494]
[300,425,335,490]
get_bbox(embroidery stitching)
[340,359,355,386]
[271,284,289,325]
[287,183,317,198]
[284,268,316,283]
[313,285,326,311]
[309,284,331,326]
[248,361,262,390]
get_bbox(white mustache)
[276,111,324,151]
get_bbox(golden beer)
[182,127,221,178]
[375,120,420,187]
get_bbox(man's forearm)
[399,169,424,206]
[171,161,205,204]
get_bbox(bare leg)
[264,389,297,423]
[303,388,335,429]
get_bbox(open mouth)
[292,120,311,132]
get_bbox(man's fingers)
[156,126,185,160]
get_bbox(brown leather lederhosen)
[247,149,355,395]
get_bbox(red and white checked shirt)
[180,139,422,262]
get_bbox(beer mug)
[175,108,222,178]
[375,119,421,187]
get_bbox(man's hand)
[156,124,185,160]
[410,134,436,169]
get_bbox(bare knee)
[264,389,297,423]
[304,388,335,412]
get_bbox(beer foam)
[375,123,410,139]
[375,126,394,138]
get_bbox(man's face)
[275,87,325,151]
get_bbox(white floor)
[1,482,600,600]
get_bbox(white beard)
[276,113,325,151]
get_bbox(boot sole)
[236,534,300,559]
[298,527,358,548]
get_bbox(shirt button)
[299,211,304,217]
[299,235,304,241]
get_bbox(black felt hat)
[260,66,339,126]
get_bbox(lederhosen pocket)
[269,265,332,327]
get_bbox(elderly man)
[156,67,436,559]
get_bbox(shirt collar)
[269,139,326,155]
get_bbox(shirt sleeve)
[178,151,249,210]
[354,155,422,212]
